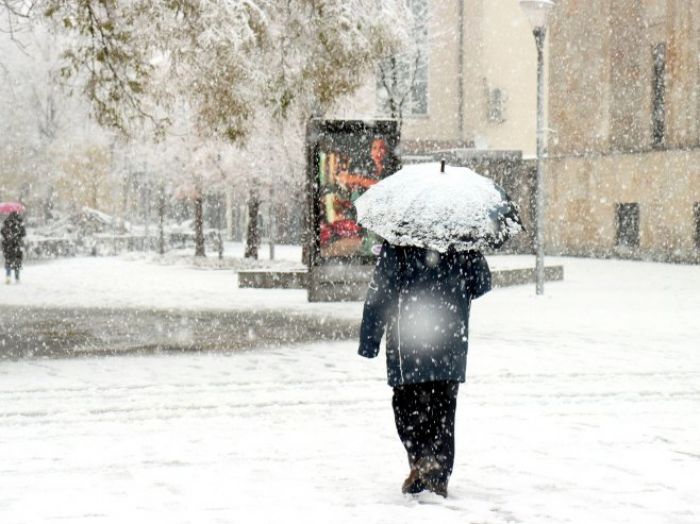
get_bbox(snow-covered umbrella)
[0,202,26,215]
[354,162,522,252]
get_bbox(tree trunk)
[244,191,260,259]
[44,185,55,222]
[302,120,315,267]
[216,193,224,260]
[268,208,275,261]
[225,187,234,240]
[194,195,206,257]
[158,185,166,255]
[217,231,224,260]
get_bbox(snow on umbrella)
[354,162,522,252]
[0,202,26,215]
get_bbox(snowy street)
[1,257,699,523]
[3,0,700,522]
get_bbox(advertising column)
[306,119,400,301]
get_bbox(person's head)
[4,211,21,225]
[370,138,388,167]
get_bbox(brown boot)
[401,466,425,494]
[422,476,448,498]
[415,456,449,498]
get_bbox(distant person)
[359,242,491,497]
[2,212,26,284]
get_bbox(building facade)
[343,0,540,155]
[545,0,700,262]
[337,0,541,253]
[341,0,700,263]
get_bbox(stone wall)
[548,0,700,156]
[545,148,700,263]
[545,0,700,263]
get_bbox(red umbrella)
[0,202,26,214]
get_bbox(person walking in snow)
[358,241,491,497]
[2,212,26,284]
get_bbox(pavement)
[0,304,360,359]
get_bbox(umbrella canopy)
[0,202,26,215]
[354,162,522,252]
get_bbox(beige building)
[336,0,541,253]
[546,0,700,262]
[343,0,700,263]
[344,0,540,155]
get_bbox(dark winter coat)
[358,241,491,387]
[1,213,26,270]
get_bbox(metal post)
[534,28,546,295]
[457,0,464,142]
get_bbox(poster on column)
[308,119,400,265]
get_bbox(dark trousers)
[5,264,19,279]
[392,380,459,483]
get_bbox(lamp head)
[519,0,555,32]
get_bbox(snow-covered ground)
[2,243,541,316]
[1,254,699,522]
[3,244,322,314]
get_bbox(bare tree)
[377,51,422,135]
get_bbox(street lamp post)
[520,0,554,295]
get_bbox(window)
[651,43,666,148]
[487,88,506,123]
[616,203,640,247]
[376,0,428,117]
[694,203,700,249]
